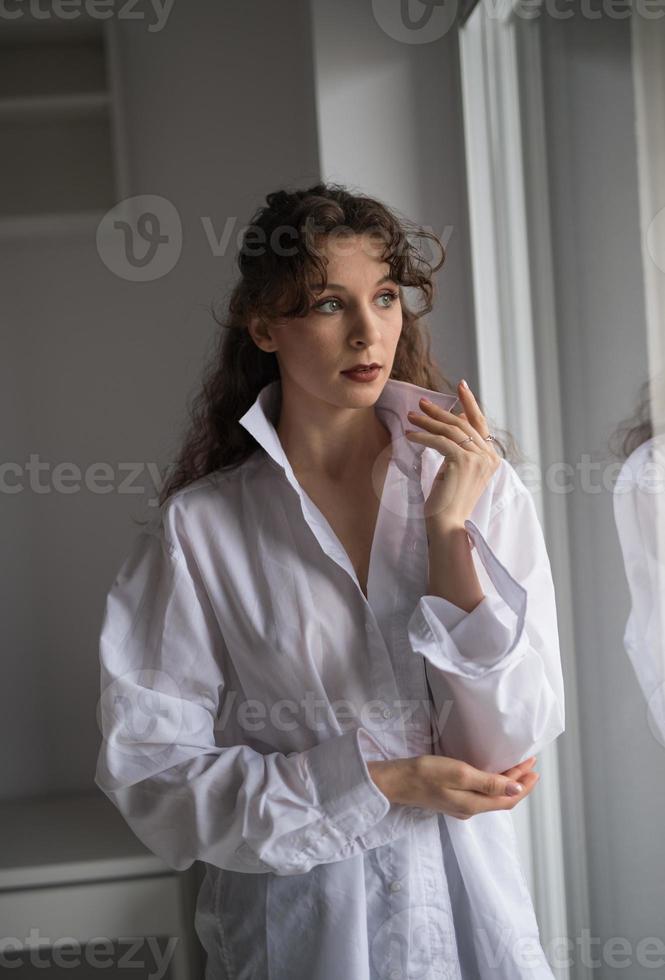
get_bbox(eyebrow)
[313,275,396,292]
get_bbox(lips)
[341,364,380,373]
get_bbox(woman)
[95,183,565,979]
[610,374,665,746]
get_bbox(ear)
[248,314,277,353]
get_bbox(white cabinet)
[0,794,204,978]
[0,13,127,233]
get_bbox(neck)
[276,389,392,482]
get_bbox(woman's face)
[258,233,403,408]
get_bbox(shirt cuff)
[408,519,528,675]
[304,726,392,839]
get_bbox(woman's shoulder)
[157,453,272,549]
[614,433,664,492]
[163,453,266,514]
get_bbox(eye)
[312,290,400,314]
[314,297,343,314]
[377,289,400,307]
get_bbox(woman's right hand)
[366,754,539,819]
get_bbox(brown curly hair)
[607,377,655,462]
[151,181,518,514]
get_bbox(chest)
[295,462,389,600]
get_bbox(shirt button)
[365,622,373,634]
[382,706,393,720]
[389,880,402,893]
[389,969,402,979]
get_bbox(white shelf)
[0,209,106,238]
[0,794,172,891]
[0,794,202,978]
[0,17,121,218]
[0,91,110,120]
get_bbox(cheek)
[278,323,338,370]
[388,312,403,347]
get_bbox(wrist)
[426,517,470,542]
[367,758,420,807]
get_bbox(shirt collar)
[237,376,459,487]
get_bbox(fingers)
[413,400,485,447]
[415,755,541,821]
[458,383,502,460]
[458,380,486,429]
[456,771,540,819]
[412,396,497,464]
[502,755,537,779]
[454,761,526,798]
[405,420,484,460]
[450,759,541,818]
[478,770,528,799]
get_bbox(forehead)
[313,232,391,278]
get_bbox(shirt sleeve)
[94,519,393,877]
[406,476,566,773]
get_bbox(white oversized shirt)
[612,433,665,745]
[95,376,566,979]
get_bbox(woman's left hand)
[405,380,501,528]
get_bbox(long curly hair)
[607,377,655,461]
[152,181,519,513]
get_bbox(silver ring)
[460,433,496,447]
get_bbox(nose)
[348,300,384,346]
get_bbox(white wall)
[310,0,477,389]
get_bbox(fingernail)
[506,782,523,797]
[420,396,431,404]
[460,379,469,389]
